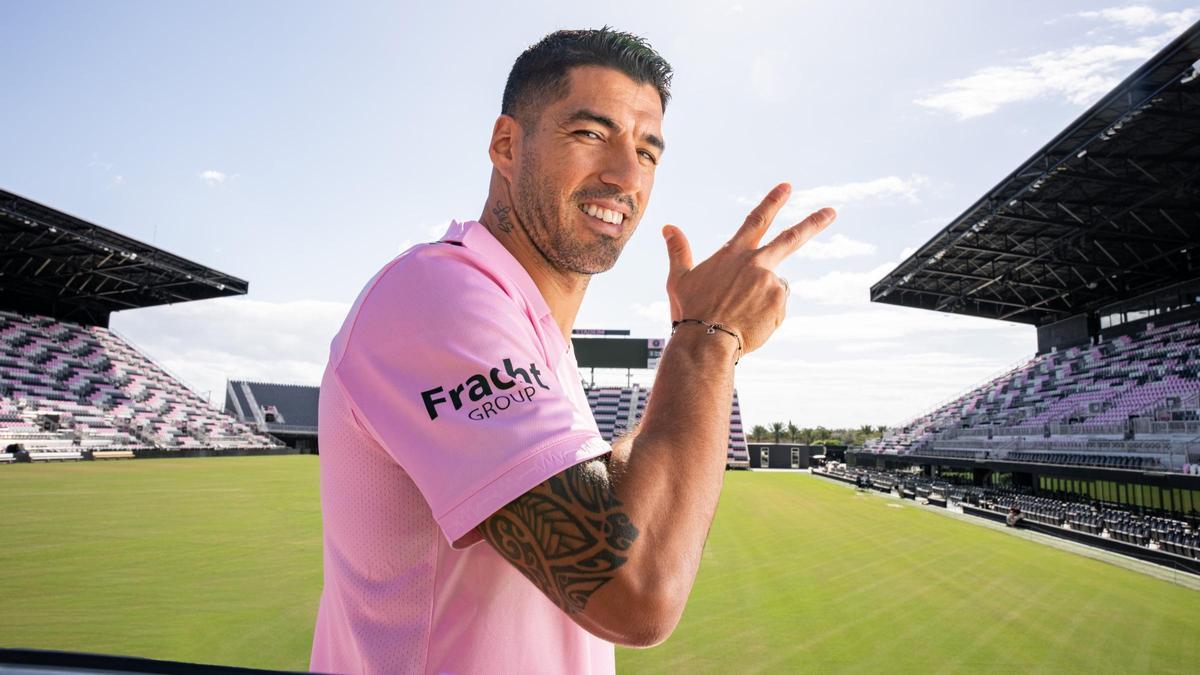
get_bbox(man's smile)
[578,202,626,225]
[577,203,625,238]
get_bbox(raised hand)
[662,183,836,355]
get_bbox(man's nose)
[598,142,644,196]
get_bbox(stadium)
[3,11,1200,675]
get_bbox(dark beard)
[513,152,633,275]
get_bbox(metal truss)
[0,189,247,326]
[872,22,1200,326]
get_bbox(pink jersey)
[310,220,615,674]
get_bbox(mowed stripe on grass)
[0,456,323,671]
[619,473,1200,674]
[1,459,1197,673]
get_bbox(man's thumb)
[662,225,693,278]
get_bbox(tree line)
[746,422,888,447]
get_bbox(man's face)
[510,65,665,275]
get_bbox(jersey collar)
[440,219,556,327]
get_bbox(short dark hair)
[501,27,673,124]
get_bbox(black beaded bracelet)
[670,319,743,364]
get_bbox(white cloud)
[787,262,894,306]
[630,300,671,323]
[916,9,1198,119]
[90,153,124,187]
[109,297,349,406]
[737,348,1025,428]
[776,305,1016,342]
[1077,6,1199,31]
[741,175,928,221]
[784,175,927,218]
[198,169,228,186]
[794,233,877,260]
[736,305,1032,426]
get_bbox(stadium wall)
[130,446,304,460]
[747,444,842,469]
[961,503,1200,575]
[1036,313,1093,354]
[849,452,1200,516]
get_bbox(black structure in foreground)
[847,449,1200,519]
[0,648,305,675]
[814,467,1200,576]
[871,21,1200,354]
[1,188,248,327]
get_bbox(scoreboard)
[571,332,665,370]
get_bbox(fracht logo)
[421,358,549,421]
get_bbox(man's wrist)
[665,321,740,367]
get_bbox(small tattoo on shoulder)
[492,201,514,233]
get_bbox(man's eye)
[639,150,658,165]
[576,130,602,140]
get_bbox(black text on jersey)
[421,358,549,421]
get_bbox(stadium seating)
[584,385,750,467]
[865,317,1200,472]
[815,465,1199,560]
[0,310,278,458]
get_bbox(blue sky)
[2,1,1197,427]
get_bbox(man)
[310,28,835,674]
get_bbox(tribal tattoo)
[481,459,639,614]
[492,200,514,233]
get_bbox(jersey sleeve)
[331,247,610,547]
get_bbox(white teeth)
[580,203,624,226]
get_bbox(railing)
[938,419,1200,440]
[1139,420,1200,436]
[106,327,217,409]
[884,352,1035,429]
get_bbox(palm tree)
[770,421,785,443]
[750,424,768,442]
[787,420,800,443]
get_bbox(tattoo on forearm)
[481,460,639,614]
[492,200,514,233]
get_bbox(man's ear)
[489,114,522,182]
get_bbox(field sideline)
[1,457,1197,673]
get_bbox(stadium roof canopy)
[0,188,247,326]
[872,22,1200,326]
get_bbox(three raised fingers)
[757,207,838,268]
[728,183,792,249]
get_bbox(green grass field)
[1,457,1198,673]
